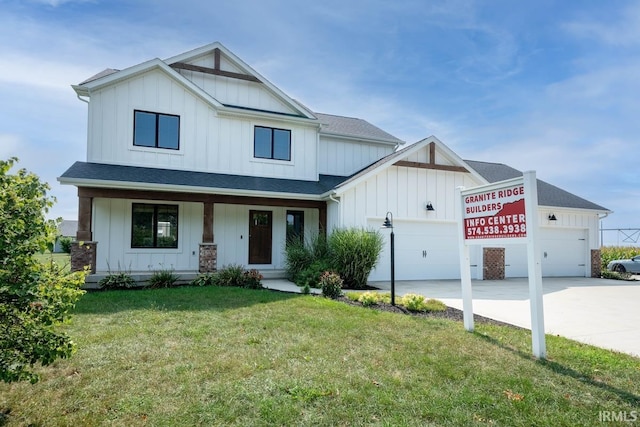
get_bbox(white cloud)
[564,3,640,46]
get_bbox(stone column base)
[483,247,505,280]
[591,249,602,278]
[199,243,218,273]
[71,241,97,274]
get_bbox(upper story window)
[134,110,180,150]
[254,126,291,161]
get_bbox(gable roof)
[315,113,403,145]
[333,136,486,193]
[465,160,609,211]
[59,162,346,199]
[73,42,315,120]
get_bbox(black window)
[134,110,180,150]
[286,210,304,245]
[254,126,291,161]
[131,203,178,248]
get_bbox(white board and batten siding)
[213,204,320,270]
[92,199,320,273]
[504,210,600,278]
[318,137,393,176]
[337,164,479,281]
[87,68,319,181]
[92,198,203,273]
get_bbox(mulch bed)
[336,295,518,328]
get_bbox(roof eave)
[319,131,403,147]
[57,177,324,201]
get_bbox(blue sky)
[1,0,638,245]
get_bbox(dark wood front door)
[249,210,272,264]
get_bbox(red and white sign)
[463,183,526,240]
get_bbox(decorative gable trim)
[171,48,261,83]
[393,142,469,172]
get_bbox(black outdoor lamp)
[381,211,395,306]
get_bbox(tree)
[0,158,86,383]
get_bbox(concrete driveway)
[372,277,640,358]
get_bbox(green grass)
[1,286,639,426]
[34,252,71,272]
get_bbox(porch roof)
[59,162,349,198]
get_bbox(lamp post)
[381,212,395,306]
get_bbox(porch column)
[319,203,327,235]
[202,202,214,243]
[76,195,93,241]
[71,194,96,273]
[199,201,217,273]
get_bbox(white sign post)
[456,171,546,359]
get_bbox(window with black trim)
[254,126,291,160]
[286,210,304,245]
[131,203,178,248]
[134,110,180,150]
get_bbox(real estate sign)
[456,171,546,359]
[463,182,526,240]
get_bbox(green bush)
[358,291,380,307]
[295,259,333,288]
[320,271,343,299]
[601,269,633,281]
[99,272,136,290]
[329,228,383,289]
[216,264,245,287]
[284,233,329,281]
[190,273,218,287]
[58,236,73,254]
[147,268,179,288]
[242,269,263,289]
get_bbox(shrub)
[99,272,136,290]
[284,233,329,281]
[320,271,343,299]
[216,264,245,287]
[301,283,311,294]
[147,268,179,288]
[601,269,633,281]
[58,236,73,254]
[242,269,263,289]
[399,294,446,312]
[295,259,333,288]
[358,291,380,307]
[329,228,383,289]
[190,273,218,287]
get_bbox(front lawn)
[1,286,638,426]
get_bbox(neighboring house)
[59,42,610,280]
[53,220,78,253]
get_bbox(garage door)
[505,228,588,277]
[368,220,475,281]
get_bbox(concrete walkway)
[263,277,640,358]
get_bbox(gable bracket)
[171,50,261,83]
[393,143,468,172]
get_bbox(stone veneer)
[483,247,505,280]
[199,243,218,273]
[70,241,97,274]
[591,249,601,278]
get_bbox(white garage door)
[505,228,588,277]
[368,220,475,281]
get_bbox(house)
[53,220,77,253]
[59,42,610,281]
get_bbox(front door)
[249,210,272,264]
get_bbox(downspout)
[329,192,341,231]
[76,94,89,104]
[598,212,611,247]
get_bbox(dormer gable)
[165,42,316,119]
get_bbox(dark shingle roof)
[465,160,609,211]
[59,162,347,196]
[315,113,403,144]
